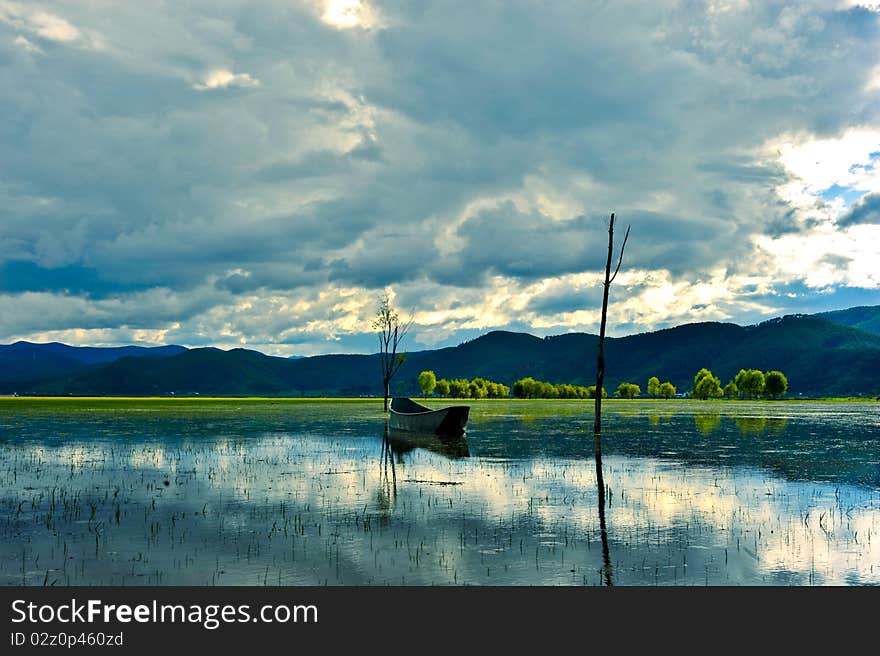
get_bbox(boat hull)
[389,398,470,435]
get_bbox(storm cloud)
[1,0,879,354]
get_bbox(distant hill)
[0,342,187,385]
[5,313,880,397]
[816,305,880,335]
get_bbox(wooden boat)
[389,397,470,435]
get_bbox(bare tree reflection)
[594,433,613,586]
[377,422,397,515]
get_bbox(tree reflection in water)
[378,422,397,515]
[594,430,613,586]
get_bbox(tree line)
[690,367,788,399]
[512,377,606,399]
[418,368,788,401]
[419,371,606,399]
[418,371,511,399]
[611,369,788,400]
[615,376,677,399]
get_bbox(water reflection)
[694,412,721,434]
[594,431,613,586]
[377,423,397,514]
[387,429,471,460]
[0,400,877,585]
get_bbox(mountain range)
[2,305,880,398]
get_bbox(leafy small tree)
[448,378,468,398]
[615,382,640,399]
[647,376,660,398]
[723,381,738,399]
[735,368,765,399]
[418,370,437,398]
[468,381,487,399]
[435,378,450,398]
[764,370,788,398]
[693,369,722,400]
[694,368,713,388]
[747,369,765,398]
[733,369,748,398]
[659,381,676,399]
[513,377,539,399]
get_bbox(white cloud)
[319,0,379,30]
[0,2,96,47]
[27,9,80,42]
[766,127,880,206]
[193,69,260,91]
[757,224,880,289]
[754,127,880,289]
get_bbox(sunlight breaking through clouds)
[756,127,880,290]
[319,0,379,30]
[768,128,880,214]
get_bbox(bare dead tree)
[594,212,630,435]
[373,293,412,412]
[592,211,629,587]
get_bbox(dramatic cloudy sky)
[1,0,879,355]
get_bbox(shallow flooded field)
[1,398,878,585]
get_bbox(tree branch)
[609,224,630,284]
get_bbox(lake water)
[1,399,878,586]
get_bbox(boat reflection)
[386,427,471,460]
[376,424,470,516]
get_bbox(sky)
[1,0,879,356]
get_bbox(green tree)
[418,370,437,398]
[541,381,558,398]
[735,368,765,399]
[764,370,788,398]
[693,369,722,400]
[733,369,748,398]
[587,385,607,399]
[723,381,738,399]
[694,368,713,388]
[471,377,489,391]
[658,381,676,399]
[615,382,640,399]
[468,381,487,399]
[435,378,450,398]
[448,378,468,398]
[647,376,660,397]
[513,377,540,398]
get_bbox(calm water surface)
[1,399,878,586]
